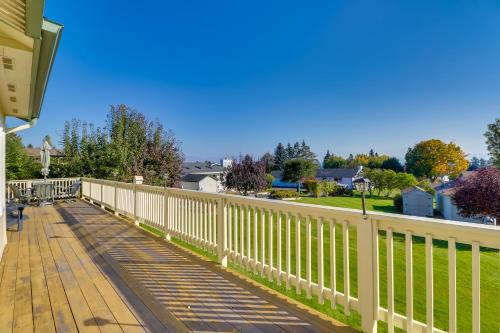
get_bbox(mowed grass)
[298,193,399,213]
[139,206,500,333]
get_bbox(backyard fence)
[81,177,499,333]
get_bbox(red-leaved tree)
[223,155,267,196]
[452,168,500,222]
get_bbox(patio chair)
[62,181,81,202]
[8,184,30,205]
[32,182,54,206]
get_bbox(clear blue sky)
[14,1,500,161]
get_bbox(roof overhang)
[0,0,62,121]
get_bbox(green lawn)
[139,206,500,333]
[298,193,399,213]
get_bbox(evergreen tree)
[273,143,287,170]
[323,150,331,168]
[484,118,500,167]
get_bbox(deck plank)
[41,207,102,333]
[0,230,19,333]
[28,208,56,333]
[34,207,80,333]
[13,215,33,333]
[49,207,147,333]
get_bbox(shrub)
[319,180,336,196]
[393,194,403,212]
[265,173,275,189]
[270,190,299,199]
[303,179,320,197]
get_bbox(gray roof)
[182,174,214,182]
[182,162,224,175]
[401,186,429,195]
[316,168,360,179]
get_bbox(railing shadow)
[55,201,353,333]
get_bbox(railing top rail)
[8,177,81,182]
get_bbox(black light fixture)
[353,177,371,217]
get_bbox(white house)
[181,174,220,193]
[401,186,434,217]
[315,166,363,189]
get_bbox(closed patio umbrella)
[40,140,51,181]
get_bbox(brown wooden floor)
[0,200,358,333]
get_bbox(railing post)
[113,181,119,216]
[89,180,93,204]
[164,189,171,241]
[357,216,378,333]
[133,176,143,226]
[217,197,227,267]
[100,180,105,209]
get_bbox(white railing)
[81,178,500,333]
[6,178,80,200]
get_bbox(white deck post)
[217,197,228,267]
[164,189,171,241]
[133,176,143,226]
[357,216,378,333]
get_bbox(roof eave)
[23,18,63,121]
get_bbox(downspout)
[5,118,38,134]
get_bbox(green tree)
[395,172,418,190]
[6,133,39,180]
[484,118,500,167]
[381,157,404,172]
[273,143,287,170]
[405,139,469,181]
[260,152,275,173]
[323,154,347,168]
[282,158,318,192]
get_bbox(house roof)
[435,171,477,196]
[182,173,215,183]
[182,162,224,175]
[316,168,360,179]
[26,147,65,157]
[401,186,430,195]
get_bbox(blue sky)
[14,1,500,161]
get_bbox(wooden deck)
[0,200,358,333]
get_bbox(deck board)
[0,200,358,333]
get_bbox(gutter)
[5,118,38,134]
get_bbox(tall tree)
[405,139,469,181]
[273,143,287,171]
[260,152,275,173]
[323,154,347,168]
[282,158,318,192]
[484,118,500,167]
[6,133,39,180]
[323,150,331,168]
[381,157,404,172]
[453,168,500,222]
[223,155,267,196]
[298,140,316,160]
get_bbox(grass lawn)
[139,205,500,333]
[298,192,399,213]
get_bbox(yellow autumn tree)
[405,139,469,181]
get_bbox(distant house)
[401,186,434,217]
[270,166,363,190]
[315,166,363,189]
[435,172,483,223]
[26,147,65,161]
[182,160,229,181]
[181,174,219,193]
[181,159,232,192]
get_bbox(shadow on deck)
[0,200,359,333]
